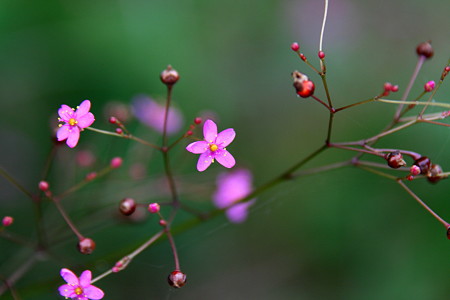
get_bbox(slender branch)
[0,254,38,296]
[86,127,161,150]
[165,228,180,270]
[335,98,375,112]
[0,167,35,201]
[319,0,328,52]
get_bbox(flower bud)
[148,203,160,214]
[77,238,96,255]
[160,65,179,86]
[318,51,325,59]
[2,216,14,227]
[85,172,97,181]
[384,151,406,169]
[291,42,299,52]
[413,157,431,175]
[168,270,187,288]
[409,165,421,176]
[416,41,433,59]
[424,81,435,92]
[120,198,136,216]
[38,181,50,192]
[110,157,123,169]
[427,164,445,183]
[194,117,202,125]
[109,116,117,124]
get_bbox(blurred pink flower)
[57,100,95,148]
[213,169,255,223]
[132,95,183,135]
[186,119,236,172]
[58,268,104,300]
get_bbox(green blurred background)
[1,0,450,299]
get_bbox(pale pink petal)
[225,200,255,223]
[58,284,76,298]
[60,268,79,285]
[57,125,71,141]
[58,105,74,121]
[66,126,80,148]
[214,149,235,168]
[78,270,92,287]
[77,112,95,128]
[186,141,209,154]
[84,285,105,299]
[213,169,252,209]
[203,119,218,143]
[197,151,213,172]
[76,100,91,117]
[216,128,235,147]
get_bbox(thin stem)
[418,79,443,118]
[377,98,450,110]
[165,228,180,270]
[393,55,426,121]
[357,160,409,172]
[162,85,173,148]
[51,196,84,240]
[0,254,37,296]
[0,167,35,201]
[335,98,375,112]
[397,180,448,227]
[357,165,398,180]
[86,127,161,150]
[329,144,385,158]
[90,270,113,285]
[326,112,334,144]
[319,0,328,52]
[291,160,352,178]
[311,95,332,111]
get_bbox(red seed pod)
[160,65,179,86]
[297,81,315,98]
[427,164,445,183]
[291,42,300,52]
[384,151,406,169]
[406,175,414,181]
[120,198,136,216]
[390,85,399,92]
[424,81,435,92]
[299,53,307,61]
[77,238,96,255]
[413,157,431,175]
[194,117,202,125]
[168,270,187,288]
[416,41,434,59]
[318,51,325,59]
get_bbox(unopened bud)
[77,238,96,255]
[409,165,421,176]
[291,42,300,52]
[168,270,187,288]
[385,151,406,169]
[160,65,179,86]
[38,181,50,192]
[110,157,123,169]
[427,164,445,183]
[318,51,325,59]
[148,203,160,214]
[85,172,97,181]
[416,41,433,59]
[194,117,202,125]
[2,216,14,227]
[424,81,435,92]
[413,156,431,175]
[120,198,137,216]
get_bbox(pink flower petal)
[77,112,95,128]
[76,100,91,117]
[213,169,252,209]
[203,119,217,143]
[225,200,255,223]
[84,285,105,299]
[214,149,235,168]
[57,125,71,141]
[58,284,76,298]
[58,105,74,121]
[197,151,213,172]
[60,268,79,285]
[66,126,80,148]
[216,128,235,147]
[186,141,209,154]
[79,270,92,287]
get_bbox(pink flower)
[132,95,183,135]
[58,268,104,300]
[57,100,95,148]
[186,119,236,172]
[213,169,255,223]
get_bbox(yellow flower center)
[68,118,77,126]
[75,287,83,295]
[209,144,218,152]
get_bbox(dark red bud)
[413,157,431,175]
[385,151,406,169]
[160,65,179,86]
[427,164,445,183]
[109,116,117,124]
[194,117,202,125]
[38,181,50,192]
[77,238,96,255]
[318,51,325,59]
[416,41,434,59]
[120,198,136,216]
[291,42,300,52]
[168,270,187,288]
[297,81,315,98]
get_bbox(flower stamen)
[68,118,77,126]
[209,144,218,152]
